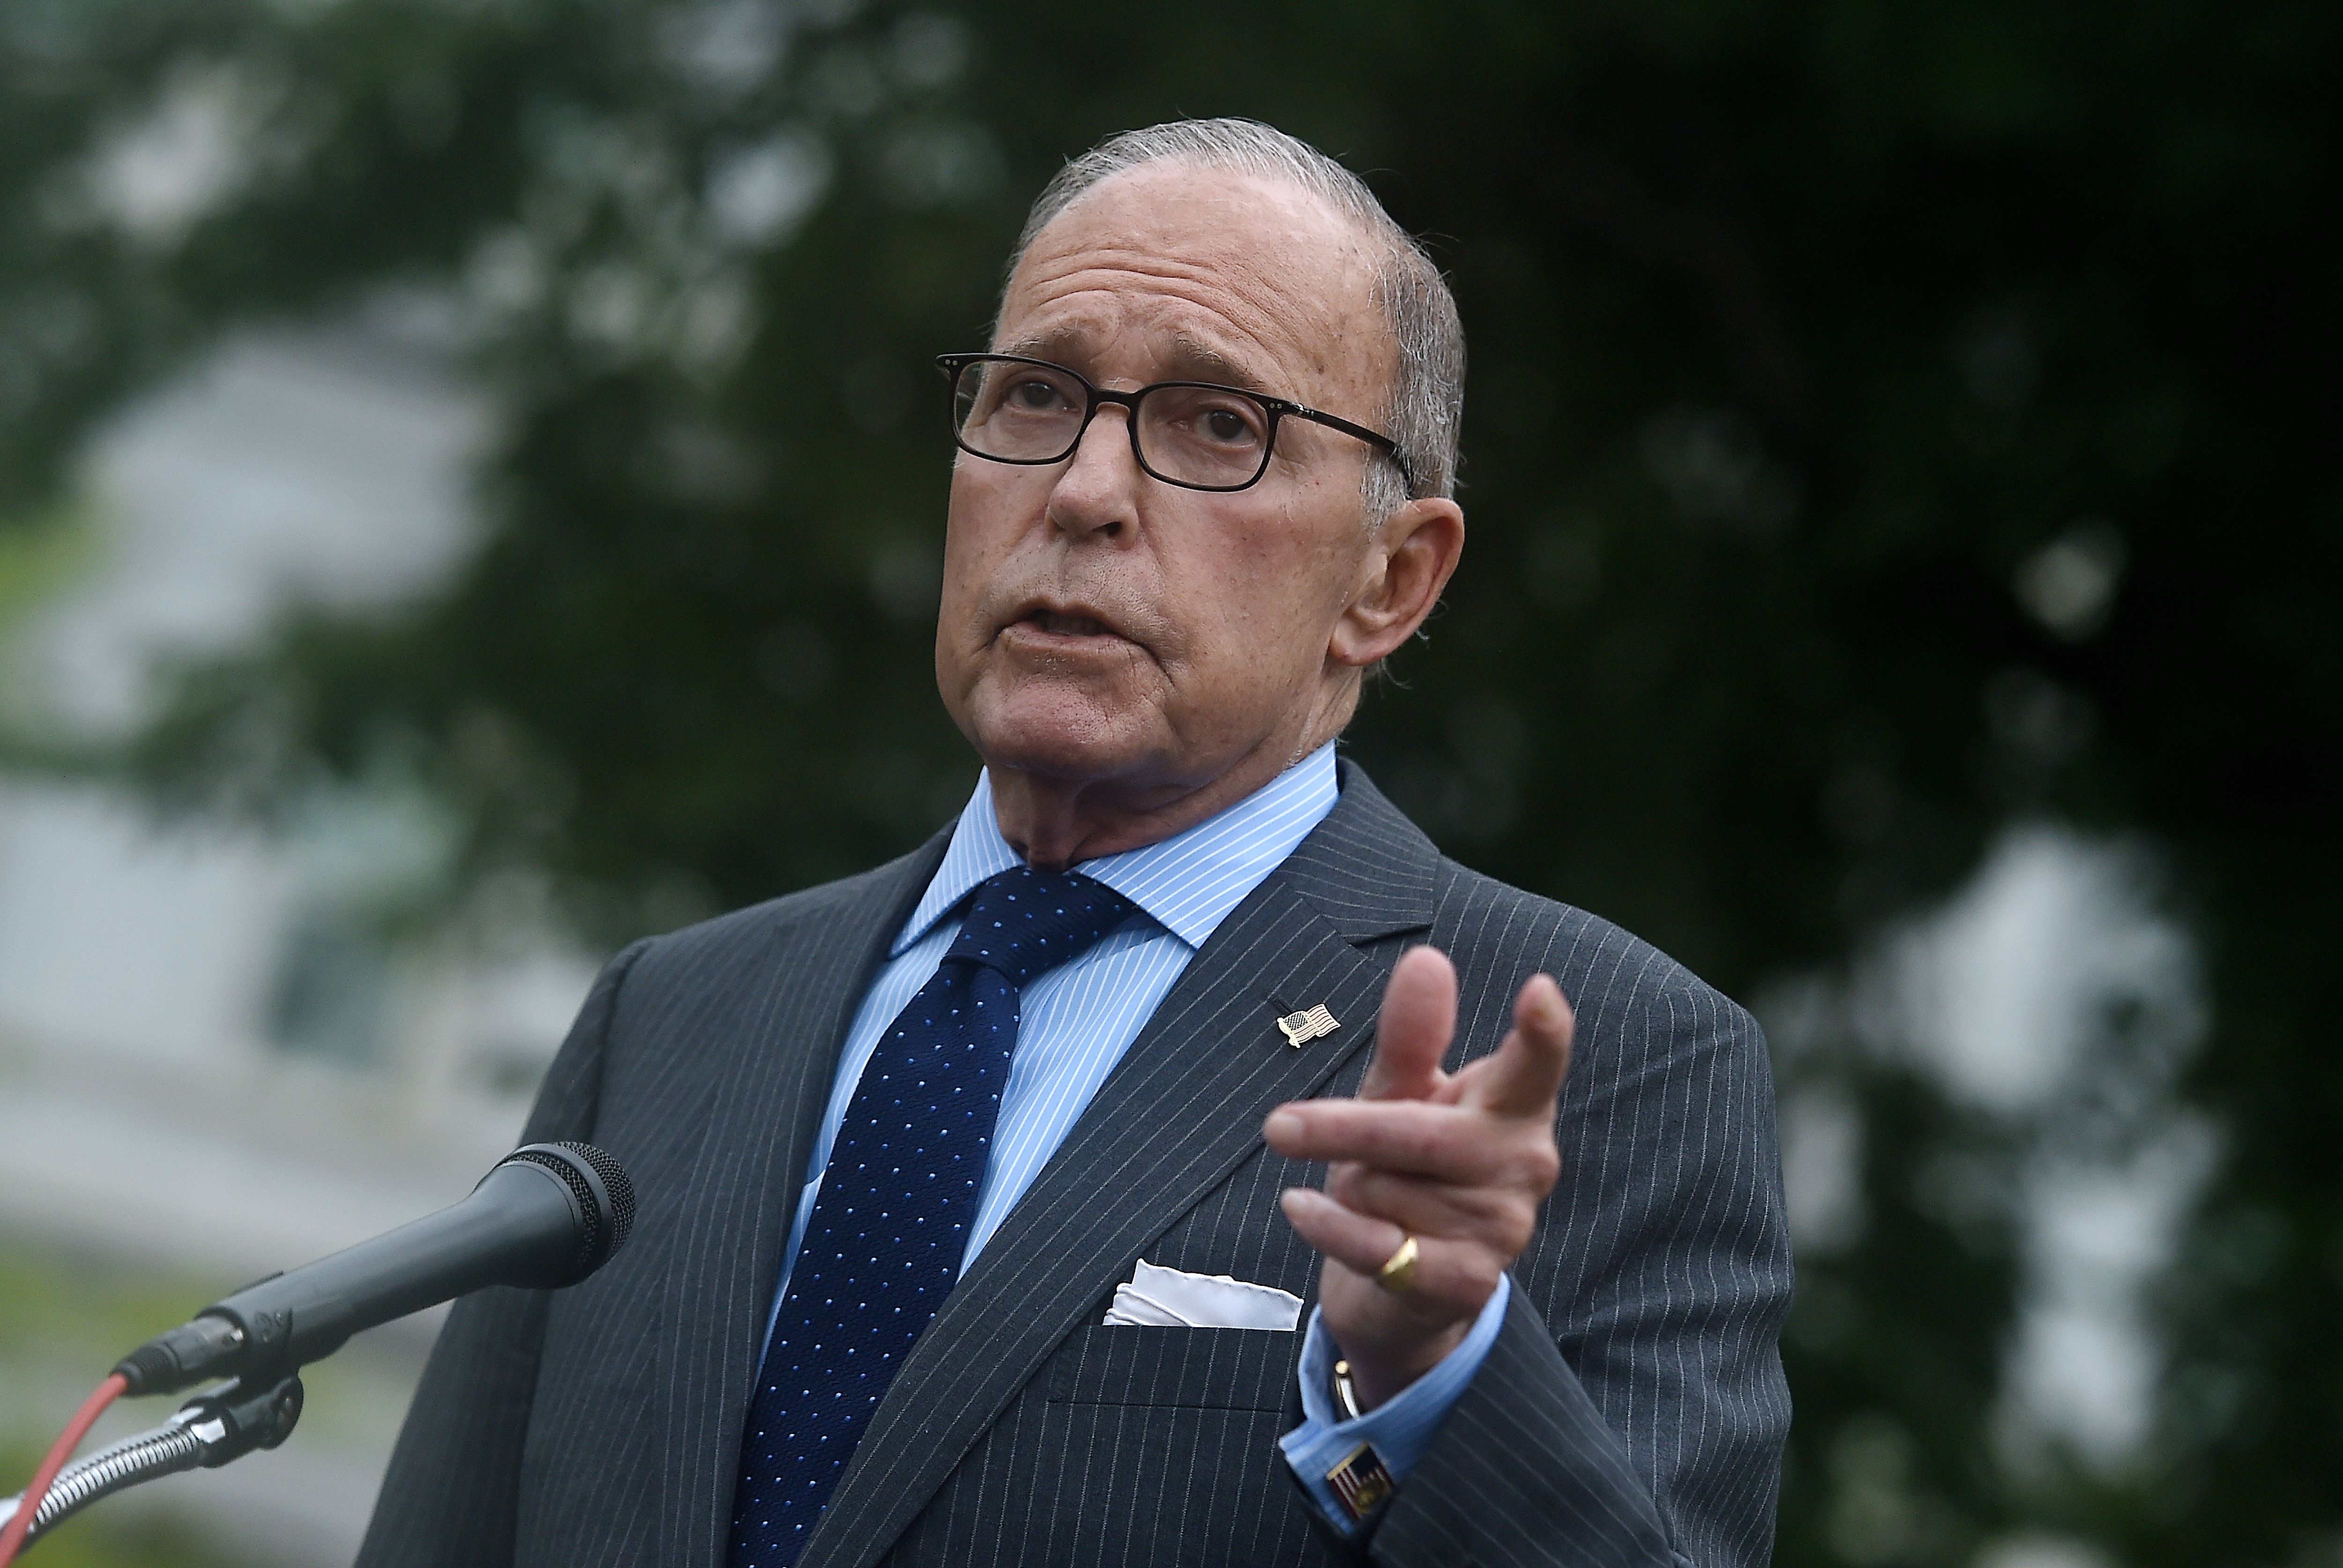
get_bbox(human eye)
[1200,403,1258,444]
[1137,387,1271,486]
[1156,387,1267,448]
[1004,373,1070,413]
[966,364,1080,431]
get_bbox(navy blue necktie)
[729,866,1136,1567]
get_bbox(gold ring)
[1374,1232,1419,1294]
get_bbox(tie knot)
[945,866,1136,989]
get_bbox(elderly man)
[358,120,1791,1568]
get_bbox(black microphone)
[112,1142,634,1396]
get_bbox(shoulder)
[1317,761,1753,1056]
[1427,856,1764,1075]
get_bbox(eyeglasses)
[935,353,1414,495]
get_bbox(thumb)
[1358,945,1456,1102]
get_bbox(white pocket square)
[1101,1258,1302,1330]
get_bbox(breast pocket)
[1049,1324,1301,1413]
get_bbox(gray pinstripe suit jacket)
[356,763,1791,1568]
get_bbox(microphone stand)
[0,1374,304,1552]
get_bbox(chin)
[963,684,1164,785]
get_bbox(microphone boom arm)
[0,1374,305,1550]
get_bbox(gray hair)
[1002,119,1464,524]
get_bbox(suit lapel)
[661,831,951,1564]
[796,765,1438,1568]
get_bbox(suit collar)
[1283,757,1440,941]
[793,760,1435,1568]
[895,742,1343,954]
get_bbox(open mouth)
[1020,609,1119,639]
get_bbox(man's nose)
[1045,401,1142,538]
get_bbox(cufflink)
[1325,1441,1395,1522]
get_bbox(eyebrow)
[1157,333,1276,395]
[994,326,1280,397]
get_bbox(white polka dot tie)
[728,866,1136,1567]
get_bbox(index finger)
[1462,973,1575,1119]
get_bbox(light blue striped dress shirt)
[764,741,1507,1532]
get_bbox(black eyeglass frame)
[935,352,1416,496]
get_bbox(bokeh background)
[1,2,2335,1564]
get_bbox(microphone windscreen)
[500,1143,636,1279]
[560,1141,636,1254]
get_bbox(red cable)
[0,1372,128,1567]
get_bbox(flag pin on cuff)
[1326,1441,1395,1521]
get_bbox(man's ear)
[1330,498,1466,668]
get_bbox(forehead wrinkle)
[997,324,1277,400]
[1014,251,1318,342]
[1000,271,1342,401]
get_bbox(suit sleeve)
[353,939,650,1568]
[1355,978,1795,1568]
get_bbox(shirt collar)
[893,742,1342,957]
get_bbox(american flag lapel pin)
[1274,1001,1341,1049]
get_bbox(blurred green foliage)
[0,1252,225,1366]
[0,503,94,639]
[2,1,2337,1564]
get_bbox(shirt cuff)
[1277,1274,1512,1535]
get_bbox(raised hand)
[1264,946,1574,1409]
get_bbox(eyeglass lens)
[951,359,1271,489]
